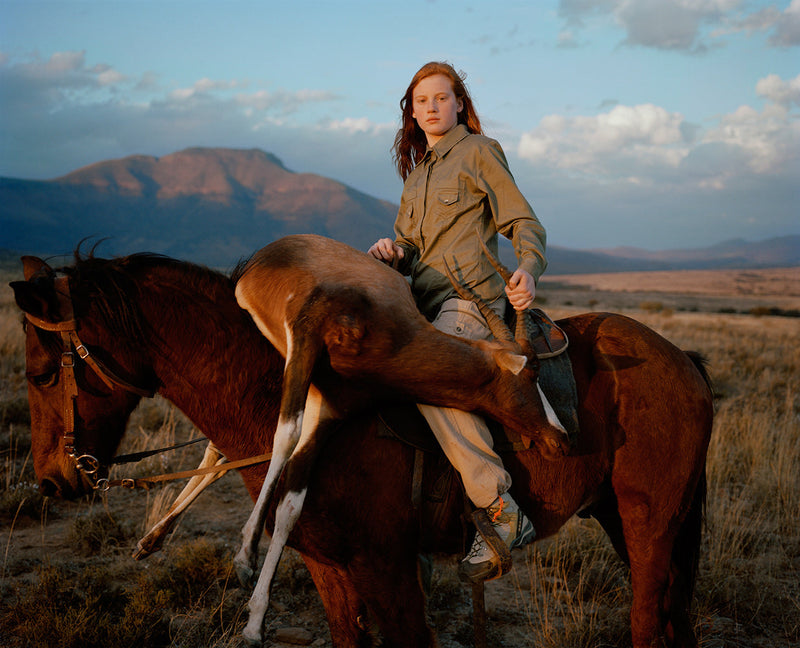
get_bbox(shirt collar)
[424,123,470,162]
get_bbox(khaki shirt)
[394,123,547,319]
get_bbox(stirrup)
[458,508,513,583]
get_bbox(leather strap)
[97,452,273,491]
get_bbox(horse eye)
[28,370,58,388]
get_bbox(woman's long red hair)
[392,62,482,180]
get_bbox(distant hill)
[1,147,797,273]
[0,147,397,267]
[589,236,800,271]
[498,236,800,275]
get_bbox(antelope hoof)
[233,550,256,588]
[234,560,255,589]
[132,533,166,560]
[241,626,263,648]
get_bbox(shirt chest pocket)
[436,188,460,208]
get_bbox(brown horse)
[11,250,713,648]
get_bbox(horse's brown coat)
[11,251,714,648]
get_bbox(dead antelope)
[232,233,569,645]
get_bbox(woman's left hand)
[505,268,536,311]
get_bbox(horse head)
[10,255,157,498]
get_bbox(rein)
[25,276,271,491]
[96,452,274,492]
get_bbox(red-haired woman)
[369,61,551,583]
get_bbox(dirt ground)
[3,460,576,648]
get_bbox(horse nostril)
[39,478,59,498]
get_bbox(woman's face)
[411,73,463,146]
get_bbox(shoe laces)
[488,497,505,523]
[465,532,490,561]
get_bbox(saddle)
[521,308,569,359]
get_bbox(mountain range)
[1,147,797,274]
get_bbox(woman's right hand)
[368,238,405,265]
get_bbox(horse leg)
[303,556,374,648]
[620,487,704,648]
[620,517,676,648]
[233,332,324,585]
[348,554,436,648]
[241,404,335,647]
[661,473,706,648]
[618,458,707,646]
[586,492,630,565]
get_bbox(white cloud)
[42,50,86,74]
[702,102,799,174]
[322,117,394,136]
[518,72,799,189]
[94,65,126,86]
[756,73,800,107]
[559,0,800,51]
[771,0,800,46]
[518,103,690,182]
[716,0,800,46]
[234,88,337,114]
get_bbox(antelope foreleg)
[133,443,226,559]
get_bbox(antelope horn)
[475,234,531,351]
[443,257,515,346]
[477,236,512,283]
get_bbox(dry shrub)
[1,538,241,648]
[67,508,133,556]
[1,561,171,648]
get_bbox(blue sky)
[1,0,798,251]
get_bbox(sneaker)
[458,493,536,583]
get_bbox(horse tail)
[685,350,713,395]
[678,349,712,599]
[676,469,707,600]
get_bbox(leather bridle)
[24,275,272,492]
[25,275,157,490]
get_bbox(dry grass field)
[1,264,798,647]
[540,267,800,315]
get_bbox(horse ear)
[10,276,58,321]
[21,256,53,281]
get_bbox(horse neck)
[136,270,282,460]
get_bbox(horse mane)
[62,249,236,350]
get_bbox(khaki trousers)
[417,298,512,509]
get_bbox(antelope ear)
[496,350,528,375]
[21,256,53,281]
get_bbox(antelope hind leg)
[240,400,335,646]
[233,386,334,587]
[233,409,303,587]
[241,485,309,647]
